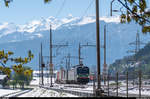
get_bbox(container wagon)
[56,64,89,84]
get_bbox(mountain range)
[0,15,150,71]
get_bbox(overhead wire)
[55,0,66,18]
[80,0,95,19]
[51,0,95,70]
[47,0,66,64]
[50,0,67,70]
[78,0,95,44]
[77,0,96,66]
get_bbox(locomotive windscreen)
[77,67,89,74]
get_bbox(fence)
[40,69,150,97]
[105,70,150,98]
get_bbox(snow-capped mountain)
[0,15,150,71]
[0,15,120,43]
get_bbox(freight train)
[56,64,89,84]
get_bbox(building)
[0,75,9,88]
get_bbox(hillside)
[108,42,150,79]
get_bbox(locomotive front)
[76,66,89,84]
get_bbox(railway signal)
[42,55,56,86]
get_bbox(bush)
[7,80,17,89]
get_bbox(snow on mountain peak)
[100,16,120,23]
[61,14,79,24]
[77,16,95,25]
[17,20,42,33]
[68,14,73,17]
[0,22,17,37]
[0,15,120,40]
[30,20,41,25]
[0,22,9,30]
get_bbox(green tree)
[115,0,150,33]
[44,0,52,3]
[12,66,33,89]
[7,80,17,89]
[0,50,34,89]
[11,50,34,89]
[0,50,14,78]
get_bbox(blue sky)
[0,0,149,24]
[0,0,124,24]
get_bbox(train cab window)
[77,67,89,74]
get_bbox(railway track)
[105,91,150,97]
[1,89,32,97]
[41,84,150,97]
[41,86,105,97]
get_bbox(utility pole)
[139,69,141,98]
[68,53,71,70]
[65,57,68,83]
[50,24,53,87]
[79,43,81,65]
[93,72,96,96]
[110,0,120,16]
[46,61,49,85]
[127,31,145,86]
[107,72,109,96]
[110,0,115,16]
[78,42,96,66]
[126,71,128,98]
[42,56,55,86]
[102,25,107,86]
[41,43,44,86]
[39,52,41,86]
[116,72,118,97]
[49,24,68,87]
[139,60,142,98]
[95,0,102,96]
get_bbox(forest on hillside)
[108,42,150,79]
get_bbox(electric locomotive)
[56,63,90,84]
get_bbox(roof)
[0,75,7,80]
